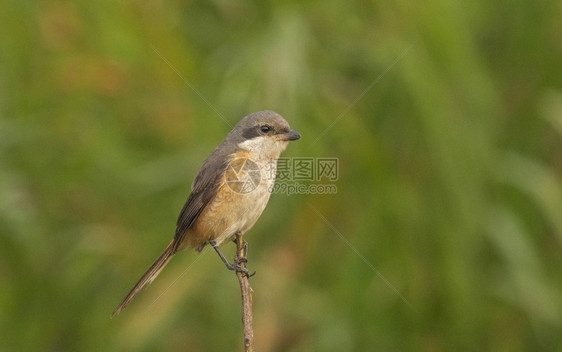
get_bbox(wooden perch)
[234,233,254,352]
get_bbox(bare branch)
[234,234,254,352]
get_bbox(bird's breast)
[185,151,279,249]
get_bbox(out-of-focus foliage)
[1,1,561,351]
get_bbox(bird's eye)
[260,125,272,133]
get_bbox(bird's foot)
[224,260,254,278]
[210,239,254,278]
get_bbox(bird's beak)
[280,129,301,141]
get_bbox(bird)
[112,110,301,317]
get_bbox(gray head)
[221,111,300,160]
[228,110,301,143]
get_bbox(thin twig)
[234,234,254,352]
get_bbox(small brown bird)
[112,110,301,316]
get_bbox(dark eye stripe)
[241,127,261,139]
[241,124,275,139]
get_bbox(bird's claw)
[225,262,253,278]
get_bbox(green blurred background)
[1,0,562,351]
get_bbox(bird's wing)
[172,147,232,251]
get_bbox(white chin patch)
[238,136,288,159]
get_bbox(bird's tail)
[111,241,176,317]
